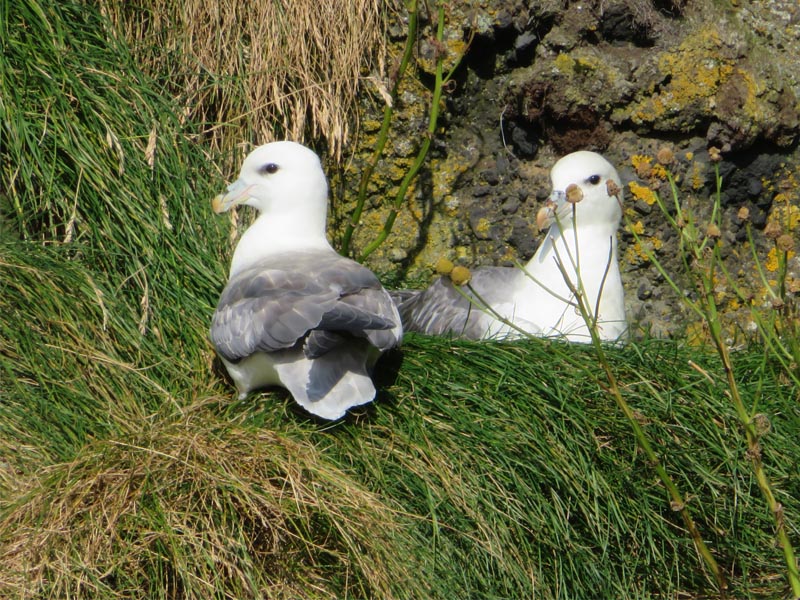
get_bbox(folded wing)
[211,251,401,363]
[394,266,523,339]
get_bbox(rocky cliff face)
[333,0,800,339]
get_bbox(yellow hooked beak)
[535,189,569,231]
[211,179,254,214]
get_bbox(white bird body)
[210,141,401,420]
[395,151,627,343]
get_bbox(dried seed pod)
[753,413,771,436]
[764,221,782,239]
[737,206,750,221]
[656,147,674,166]
[745,444,762,461]
[211,194,226,214]
[606,179,621,198]
[536,204,554,230]
[635,161,652,179]
[670,499,685,512]
[435,257,454,275]
[708,146,722,162]
[776,233,795,252]
[450,265,471,286]
[565,183,583,204]
[706,223,721,238]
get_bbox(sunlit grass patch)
[0,400,421,599]
[2,238,798,598]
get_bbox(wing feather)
[210,251,401,362]
[396,267,521,338]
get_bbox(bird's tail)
[273,344,377,420]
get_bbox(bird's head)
[212,141,329,219]
[536,151,623,232]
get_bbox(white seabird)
[210,141,402,420]
[395,150,627,342]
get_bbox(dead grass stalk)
[99,0,391,158]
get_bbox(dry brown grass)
[0,399,414,599]
[99,0,391,158]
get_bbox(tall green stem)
[694,167,798,597]
[629,160,800,597]
[704,278,800,597]
[548,236,728,594]
[340,0,419,257]
[449,211,728,593]
[358,1,447,262]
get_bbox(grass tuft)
[0,404,414,599]
[98,0,390,158]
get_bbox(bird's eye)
[260,163,279,175]
[587,174,602,185]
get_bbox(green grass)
[1,1,799,598]
[1,253,798,598]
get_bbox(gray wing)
[395,266,520,339]
[211,251,401,362]
[337,287,402,351]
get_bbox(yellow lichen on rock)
[474,217,492,237]
[631,154,652,173]
[628,28,736,129]
[767,203,800,233]
[628,181,657,205]
[368,148,477,279]
[765,246,796,273]
[432,153,472,216]
[553,53,575,74]
[651,164,668,180]
[626,220,645,235]
[631,154,666,181]
[625,237,663,265]
[417,33,469,75]
[688,161,705,190]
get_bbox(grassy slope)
[1,257,798,599]
[1,1,798,599]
